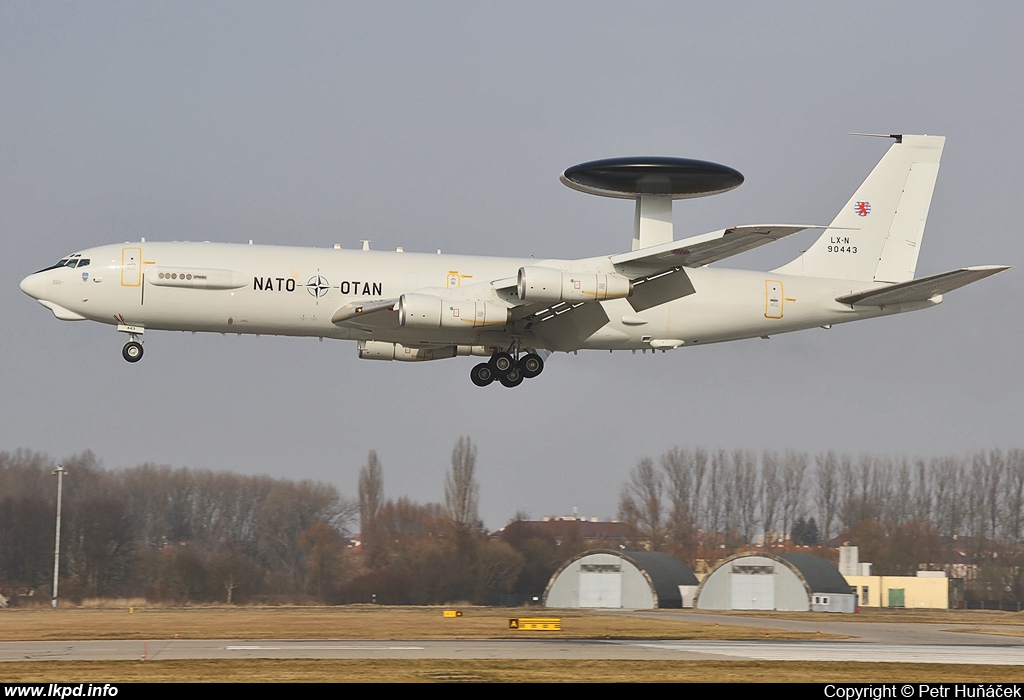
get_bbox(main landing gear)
[470,349,544,388]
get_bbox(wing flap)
[627,268,697,312]
[836,266,1010,306]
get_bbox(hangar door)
[578,563,622,608]
[730,564,775,610]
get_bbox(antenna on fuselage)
[361,240,371,251]
[560,157,744,250]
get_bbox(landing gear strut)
[470,344,544,388]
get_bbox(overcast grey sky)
[2,2,1021,529]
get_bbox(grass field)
[0,605,839,641]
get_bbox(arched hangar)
[543,549,699,609]
[695,551,856,613]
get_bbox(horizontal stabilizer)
[331,299,395,324]
[836,266,1010,306]
[612,225,816,273]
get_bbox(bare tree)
[913,458,933,525]
[1006,450,1024,544]
[932,456,963,538]
[358,450,384,535]
[618,457,665,550]
[690,447,707,537]
[858,456,882,524]
[838,454,859,531]
[781,450,809,541]
[966,453,989,549]
[445,437,480,532]
[718,451,738,544]
[733,450,759,546]
[662,448,698,554]
[986,450,1005,543]
[888,458,912,525]
[814,451,839,542]
[761,451,783,546]
[705,450,726,538]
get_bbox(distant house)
[838,545,961,609]
[494,517,630,545]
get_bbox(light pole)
[51,465,65,608]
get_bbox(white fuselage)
[20,241,935,354]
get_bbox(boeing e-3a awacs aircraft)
[20,134,1009,387]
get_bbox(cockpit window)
[35,253,85,274]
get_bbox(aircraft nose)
[20,272,46,300]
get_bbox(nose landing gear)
[122,341,144,363]
[116,323,146,363]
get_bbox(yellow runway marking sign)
[442,610,463,618]
[508,617,561,631]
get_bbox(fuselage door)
[764,280,783,319]
[121,247,142,286]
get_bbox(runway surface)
[2,638,1022,665]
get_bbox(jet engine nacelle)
[397,293,509,329]
[357,340,488,361]
[517,266,632,303]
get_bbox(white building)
[543,550,699,609]
[695,551,856,613]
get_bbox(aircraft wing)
[610,225,817,275]
[518,226,815,341]
[836,266,1010,306]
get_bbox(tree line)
[0,449,352,604]
[3,445,1021,606]
[617,447,1024,603]
[0,440,591,606]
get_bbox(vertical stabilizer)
[775,134,944,282]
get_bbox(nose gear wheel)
[122,341,144,363]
